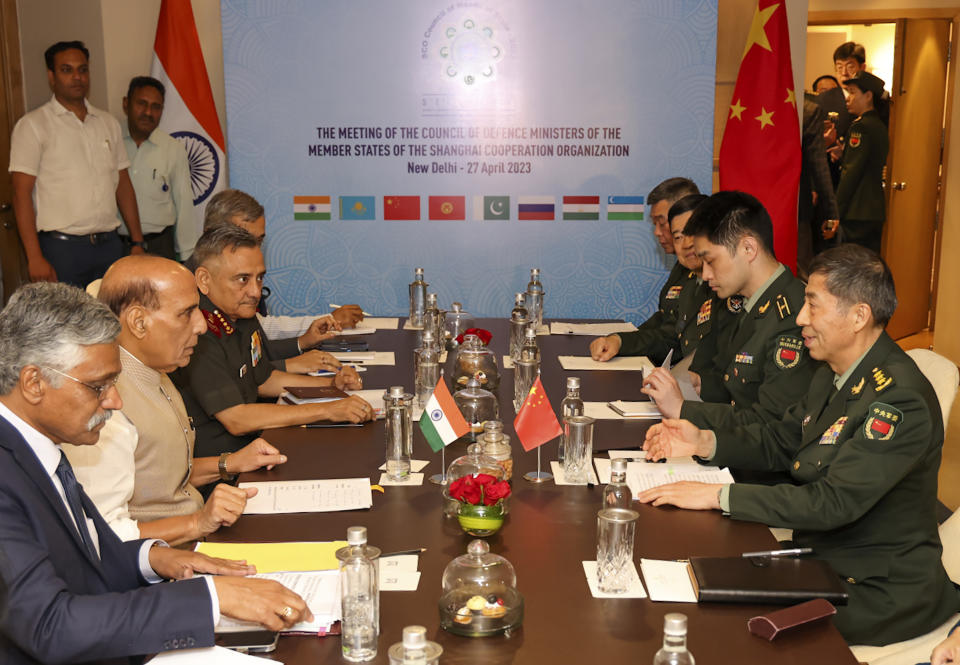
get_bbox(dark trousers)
[38,230,124,288]
[123,225,176,260]
[841,219,883,254]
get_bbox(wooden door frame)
[809,8,960,333]
[0,0,24,304]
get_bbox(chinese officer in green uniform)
[642,191,818,433]
[638,244,959,646]
[590,177,701,365]
[837,71,889,253]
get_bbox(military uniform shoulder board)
[202,308,234,338]
[775,294,791,320]
[864,402,903,440]
[849,131,862,148]
[666,285,683,300]
[697,299,712,325]
[871,366,895,393]
[774,335,804,370]
[726,296,743,313]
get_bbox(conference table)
[215,319,857,664]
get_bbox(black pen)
[381,548,426,557]
[741,547,813,558]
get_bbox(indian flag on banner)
[294,196,331,220]
[607,195,645,220]
[562,195,600,220]
[418,378,470,452]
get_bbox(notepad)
[557,355,654,372]
[606,400,661,418]
[195,541,347,572]
[239,478,373,514]
[550,321,638,335]
[639,559,698,603]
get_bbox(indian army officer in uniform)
[638,244,959,646]
[171,225,374,475]
[836,71,889,253]
[643,191,817,432]
[590,177,700,365]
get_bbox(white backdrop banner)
[221,0,717,322]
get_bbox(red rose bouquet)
[449,473,511,507]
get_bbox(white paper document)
[217,570,341,634]
[550,460,599,486]
[378,472,425,486]
[355,317,399,329]
[594,455,702,483]
[152,646,283,664]
[239,478,373,514]
[549,321,638,336]
[582,561,647,599]
[626,466,735,496]
[670,353,703,402]
[378,459,430,472]
[331,351,396,366]
[333,327,376,336]
[558,355,654,372]
[345,388,387,417]
[379,555,421,591]
[639,559,698,603]
[584,402,624,420]
[606,400,661,418]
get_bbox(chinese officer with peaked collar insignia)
[637,244,958,646]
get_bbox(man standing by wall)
[9,41,146,287]
[120,76,198,261]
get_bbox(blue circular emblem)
[430,409,443,422]
[171,131,220,205]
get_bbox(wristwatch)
[130,239,145,248]
[218,452,237,481]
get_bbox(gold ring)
[280,606,293,618]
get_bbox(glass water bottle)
[525,268,544,328]
[384,386,413,481]
[652,613,695,665]
[408,267,428,328]
[339,527,380,662]
[559,377,584,463]
[601,457,632,509]
[509,292,530,362]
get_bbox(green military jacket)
[837,108,888,224]
[171,294,273,459]
[683,269,817,431]
[618,263,713,364]
[712,332,958,645]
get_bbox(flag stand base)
[429,473,447,485]
[430,446,448,485]
[523,470,552,483]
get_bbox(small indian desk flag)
[419,378,470,452]
[513,376,563,452]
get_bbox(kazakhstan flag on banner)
[339,196,376,220]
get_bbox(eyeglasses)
[39,366,119,401]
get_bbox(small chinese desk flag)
[513,376,563,452]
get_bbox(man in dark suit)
[638,244,958,645]
[0,282,309,664]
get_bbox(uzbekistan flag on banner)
[513,376,563,452]
[607,196,644,220]
[428,195,465,220]
[151,0,226,236]
[562,195,600,220]
[293,196,330,220]
[518,196,555,220]
[473,195,509,220]
[419,378,470,452]
[339,196,375,220]
[384,196,420,220]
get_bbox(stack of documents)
[557,355,654,372]
[238,478,373,514]
[593,454,735,494]
[216,570,341,635]
[550,321,638,335]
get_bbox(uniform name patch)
[864,402,903,441]
[697,299,712,325]
[819,417,848,445]
[775,335,804,370]
[666,285,683,300]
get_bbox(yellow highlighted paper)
[195,541,347,573]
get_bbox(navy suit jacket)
[0,414,214,664]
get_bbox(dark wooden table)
[215,319,856,664]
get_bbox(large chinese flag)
[513,376,563,452]
[718,1,801,271]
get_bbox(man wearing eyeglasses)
[0,282,310,663]
[62,255,287,546]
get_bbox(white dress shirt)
[257,312,316,340]
[8,95,129,234]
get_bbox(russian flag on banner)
[151,0,226,235]
[518,196,555,220]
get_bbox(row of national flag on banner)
[292,195,645,221]
[419,377,562,454]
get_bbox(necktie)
[55,453,99,561]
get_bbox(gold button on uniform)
[723,373,729,381]
[846,577,856,584]
[793,461,800,471]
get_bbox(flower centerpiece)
[449,473,511,536]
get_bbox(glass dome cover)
[438,540,524,637]
[452,334,500,391]
[453,376,499,434]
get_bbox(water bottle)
[387,625,443,665]
[601,457,632,509]
[384,386,413,480]
[509,292,530,362]
[652,613,695,665]
[414,329,440,408]
[519,326,539,364]
[525,268,544,329]
[422,294,439,344]
[408,268,428,328]
[559,377,584,463]
[514,328,540,412]
[339,526,380,662]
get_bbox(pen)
[617,456,666,464]
[330,303,372,316]
[741,547,813,558]
[381,548,427,557]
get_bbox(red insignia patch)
[849,131,861,148]
[202,310,223,338]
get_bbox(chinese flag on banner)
[383,196,420,220]
[513,376,563,452]
[718,0,801,272]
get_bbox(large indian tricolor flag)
[418,379,470,452]
[151,0,227,237]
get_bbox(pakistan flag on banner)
[473,195,510,220]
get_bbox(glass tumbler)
[596,507,639,594]
[562,415,595,483]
